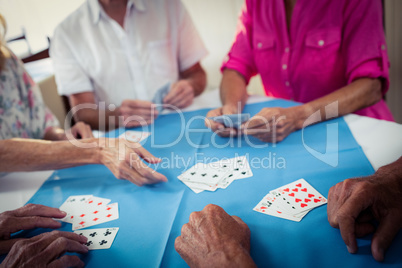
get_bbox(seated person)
[175,157,402,265]
[206,0,394,142]
[0,15,91,141]
[51,0,208,130]
[0,204,89,267]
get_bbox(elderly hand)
[1,231,88,268]
[240,106,304,143]
[175,204,256,268]
[163,80,195,109]
[69,121,93,139]
[118,100,158,128]
[98,138,167,186]
[327,159,402,262]
[204,105,240,137]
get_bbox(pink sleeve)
[343,0,389,94]
[220,0,258,84]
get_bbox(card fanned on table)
[209,113,250,129]
[74,227,119,250]
[253,179,327,222]
[178,156,253,193]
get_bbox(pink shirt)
[222,0,394,121]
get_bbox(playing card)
[179,162,231,185]
[72,203,119,230]
[152,82,171,113]
[270,179,327,215]
[75,227,119,250]
[253,193,308,222]
[119,131,151,143]
[59,195,93,223]
[209,113,250,129]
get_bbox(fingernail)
[80,235,88,243]
[217,125,224,130]
[347,245,356,254]
[60,210,67,216]
[82,244,89,252]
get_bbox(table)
[1,90,402,267]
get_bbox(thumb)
[371,214,401,262]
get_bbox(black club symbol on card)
[85,241,93,246]
[241,171,247,175]
[89,232,97,237]
[212,175,218,178]
[69,199,76,202]
[99,240,108,245]
[80,198,86,201]
[201,173,207,177]
[234,168,239,171]
[104,230,112,236]
[190,172,196,176]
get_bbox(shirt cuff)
[221,55,255,84]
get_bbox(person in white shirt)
[51,0,208,130]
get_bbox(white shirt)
[50,0,208,106]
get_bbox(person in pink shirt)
[206,0,394,142]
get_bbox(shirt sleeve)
[50,25,94,96]
[220,0,258,84]
[175,0,208,72]
[343,0,389,93]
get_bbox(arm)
[0,138,167,186]
[69,92,157,130]
[241,78,382,142]
[179,62,206,97]
[327,157,402,262]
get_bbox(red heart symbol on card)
[106,214,112,218]
[308,194,315,198]
[301,188,307,192]
[292,188,298,192]
[301,203,307,208]
[93,218,99,222]
[80,214,85,217]
[314,199,321,203]
[305,198,311,203]
[283,188,290,192]
[296,183,302,187]
[261,206,267,209]
[277,211,282,214]
[289,193,295,197]
[295,198,302,203]
[79,221,85,225]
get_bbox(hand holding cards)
[254,179,327,222]
[208,113,250,129]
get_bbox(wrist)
[64,138,100,165]
[203,241,255,268]
[293,104,313,130]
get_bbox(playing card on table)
[179,162,230,185]
[152,82,171,113]
[59,195,93,223]
[253,193,308,222]
[75,227,119,250]
[72,203,119,230]
[119,131,151,143]
[208,113,250,129]
[270,179,327,215]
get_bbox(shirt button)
[318,40,325,46]
[381,45,386,50]
[257,42,263,49]
[285,81,290,87]
[284,47,290,53]
[282,64,288,70]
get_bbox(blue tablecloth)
[21,100,402,267]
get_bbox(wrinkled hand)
[327,170,402,262]
[205,105,240,137]
[98,138,167,186]
[70,121,93,139]
[119,100,158,128]
[175,204,256,268]
[240,106,302,143]
[1,231,88,268]
[163,80,195,109]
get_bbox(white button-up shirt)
[50,0,208,105]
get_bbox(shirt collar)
[89,0,146,24]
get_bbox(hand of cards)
[253,179,327,222]
[208,113,250,129]
[152,83,171,113]
[178,156,253,193]
[59,195,119,250]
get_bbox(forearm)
[74,107,119,131]
[297,78,382,128]
[375,157,402,191]
[180,63,207,97]
[220,69,249,112]
[205,243,256,268]
[43,127,67,141]
[0,139,100,172]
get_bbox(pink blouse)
[222,0,394,121]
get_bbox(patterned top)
[0,52,59,139]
